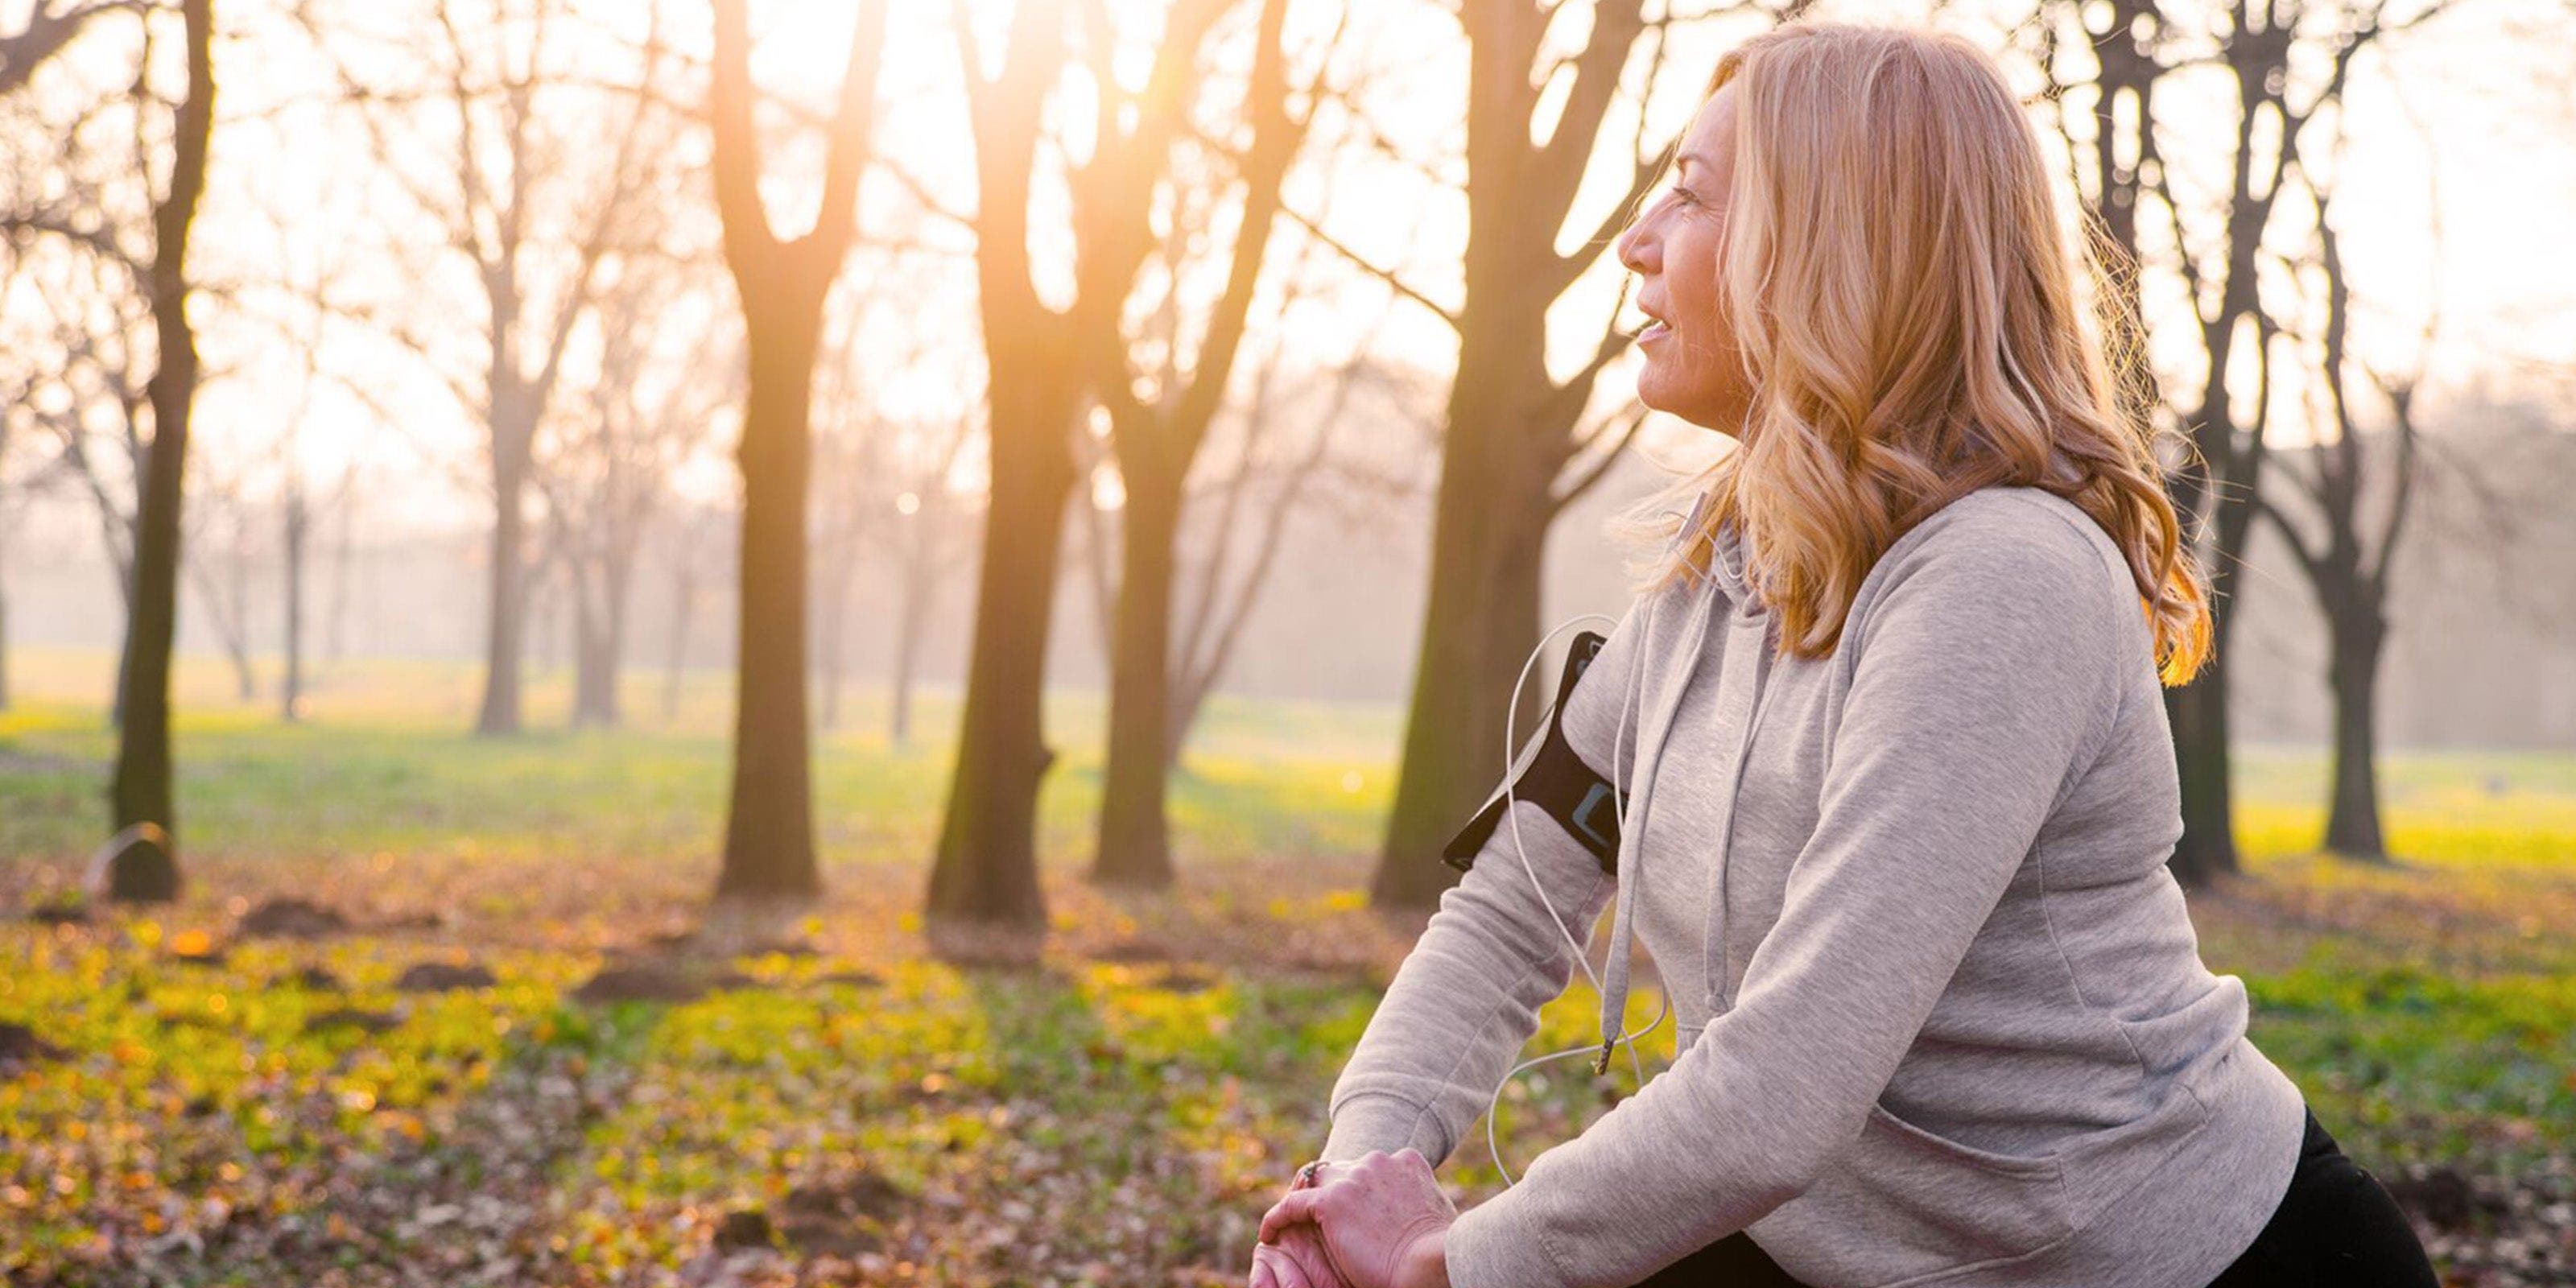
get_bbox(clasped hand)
[1248,1148,1455,1288]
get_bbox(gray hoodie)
[1318,485,2309,1288]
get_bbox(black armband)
[1440,630,1624,876]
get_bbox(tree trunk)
[889,555,928,749]
[2322,602,2388,861]
[663,556,695,722]
[324,498,354,666]
[281,489,306,722]
[1373,334,1552,910]
[220,586,255,702]
[225,636,254,701]
[2161,456,2244,888]
[1093,465,1181,889]
[2163,679,2236,886]
[105,0,213,904]
[0,573,12,712]
[474,424,530,736]
[927,366,1079,931]
[815,541,856,732]
[714,298,824,899]
[571,570,620,729]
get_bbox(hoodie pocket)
[1761,1102,2076,1286]
[1856,1100,2074,1263]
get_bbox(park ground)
[2,647,2572,1287]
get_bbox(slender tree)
[928,0,1269,931]
[884,417,977,749]
[103,0,213,902]
[294,0,666,736]
[1089,0,1316,888]
[2,2,165,724]
[1164,287,1415,762]
[2254,177,2432,862]
[705,0,887,900]
[2029,0,2450,885]
[545,227,729,731]
[180,466,258,701]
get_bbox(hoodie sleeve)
[1440,520,2127,1288]
[1317,601,1646,1168]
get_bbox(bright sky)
[4,0,2567,534]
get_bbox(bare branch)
[1274,198,1462,332]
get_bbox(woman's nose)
[1616,220,1656,276]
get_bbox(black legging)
[1632,1103,2441,1286]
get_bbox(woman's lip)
[1639,319,1671,342]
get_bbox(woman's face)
[1616,85,1751,436]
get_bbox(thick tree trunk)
[2163,678,2237,887]
[715,300,824,899]
[281,490,306,722]
[1093,467,1181,888]
[105,0,213,904]
[706,0,879,902]
[2161,456,2244,888]
[1373,332,1553,910]
[473,427,531,736]
[2322,604,2388,861]
[927,367,1079,931]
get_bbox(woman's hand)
[1250,1221,1350,1288]
[1256,1150,1455,1288]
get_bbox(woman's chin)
[1633,369,1670,415]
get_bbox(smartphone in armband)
[1439,630,1624,876]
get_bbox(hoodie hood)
[1676,489,1764,618]
[1596,489,1775,1071]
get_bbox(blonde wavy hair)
[1617,20,2212,687]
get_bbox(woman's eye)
[1669,184,1700,209]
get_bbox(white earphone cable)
[1484,600,1666,1186]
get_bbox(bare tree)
[807,264,947,735]
[294,0,670,736]
[2026,0,2453,885]
[704,0,888,901]
[0,0,135,98]
[181,464,259,701]
[883,419,979,749]
[927,0,1298,932]
[1356,0,1708,909]
[1084,0,1323,888]
[103,0,213,902]
[0,10,160,729]
[0,371,31,711]
[539,186,730,731]
[24,249,151,655]
[654,497,733,724]
[266,258,363,724]
[1164,283,1418,762]
[2252,167,2434,862]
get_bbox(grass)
[1,647,2571,1285]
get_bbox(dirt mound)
[304,1008,402,1035]
[394,962,497,992]
[0,1022,69,1071]
[240,897,350,939]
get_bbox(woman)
[1246,20,2440,1288]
